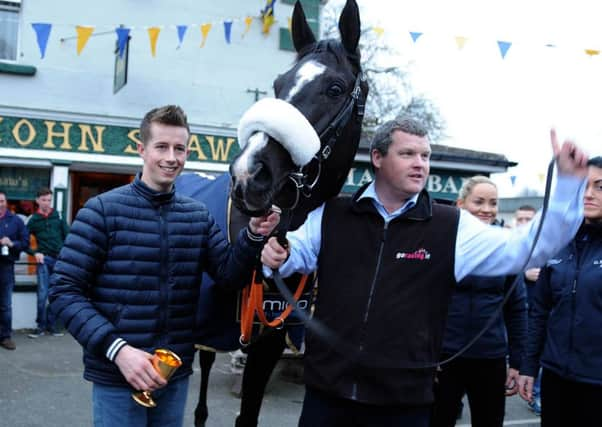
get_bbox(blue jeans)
[533,368,542,400]
[92,376,189,427]
[35,256,57,331]
[0,263,15,339]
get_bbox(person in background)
[48,105,280,427]
[261,118,588,427]
[514,205,537,227]
[0,190,29,350]
[430,176,527,427]
[26,187,69,338]
[513,204,542,415]
[518,156,602,427]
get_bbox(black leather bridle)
[284,71,365,210]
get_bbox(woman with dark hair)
[431,176,527,427]
[518,156,602,427]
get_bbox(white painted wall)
[3,0,297,128]
[13,292,36,329]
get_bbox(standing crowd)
[0,186,67,350]
[1,105,600,427]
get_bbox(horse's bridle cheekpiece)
[287,72,366,207]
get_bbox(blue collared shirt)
[265,174,586,282]
[357,182,419,222]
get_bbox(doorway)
[70,171,134,220]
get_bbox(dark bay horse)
[177,1,367,425]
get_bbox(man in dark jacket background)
[26,187,69,338]
[0,190,29,350]
[49,105,279,427]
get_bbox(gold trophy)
[132,348,182,408]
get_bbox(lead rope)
[271,158,556,370]
[239,207,309,346]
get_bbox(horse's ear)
[292,0,316,52]
[338,0,361,54]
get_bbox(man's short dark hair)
[140,105,190,145]
[516,205,536,213]
[37,187,52,197]
[587,156,602,168]
[370,116,429,157]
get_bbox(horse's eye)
[326,83,344,97]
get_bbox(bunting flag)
[176,25,188,48]
[200,23,212,47]
[537,173,545,183]
[115,27,130,58]
[75,25,94,55]
[455,36,468,50]
[287,17,292,33]
[242,16,253,37]
[410,32,423,43]
[223,20,233,44]
[148,27,160,57]
[510,175,516,186]
[31,23,52,58]
[261,0,275,35]
[373,27,384,37]
[28,18,602,61]
[497,40,512,59]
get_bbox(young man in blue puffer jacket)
[49,105,279,427]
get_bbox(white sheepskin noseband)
[237,98,321,167]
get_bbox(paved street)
[1,330,541,426]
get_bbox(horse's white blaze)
[284,60,326,102]
[231,131,268,183]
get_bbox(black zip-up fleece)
[305,188,459,406]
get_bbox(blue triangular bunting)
[223,21,233,44]
[31,23,52,58]
[497,40,512,59]
[115,27,130,58]
[177,25,188,47]
[410,32,423,43]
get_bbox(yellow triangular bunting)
[373,27,384,37]
[243,16,253,37]
[455,36,468,50]
[200,23,212,47]
[75,26,94,55]
[148,27,160,57]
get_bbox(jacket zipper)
[159,205,169,343]
[565,248,580,377]
[352,220,389,399]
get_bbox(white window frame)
[0,0,22,62]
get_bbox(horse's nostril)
[233,182,244,199]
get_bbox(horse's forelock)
[296,40,360,72]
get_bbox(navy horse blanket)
[176,172,309,352]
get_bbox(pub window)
[0,0,20,61]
